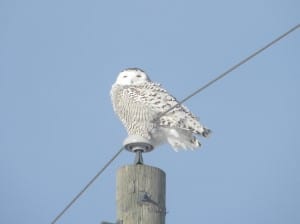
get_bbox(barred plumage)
[110,68,211,151]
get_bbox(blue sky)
[1,0,299,223]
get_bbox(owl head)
[115,68,150,85]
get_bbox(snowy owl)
[110,68,211,151]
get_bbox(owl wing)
[126,83,206,134]
[111,82,209,137]
[114,83,175,110]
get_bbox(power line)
[51,146,125,224]
[156,23,300,120]
[51,23,299,223]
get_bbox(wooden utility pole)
[116,164,166,224]
[115,136,166,224]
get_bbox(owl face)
[115,68,150,85]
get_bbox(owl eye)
[123,75,127,78]
[136,74,141,78]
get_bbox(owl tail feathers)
[202,127,212,138]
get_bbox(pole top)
[123,135,154,153]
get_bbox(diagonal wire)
[50,23,299,224]
[51,146,125,224]
[155,23,300,121]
